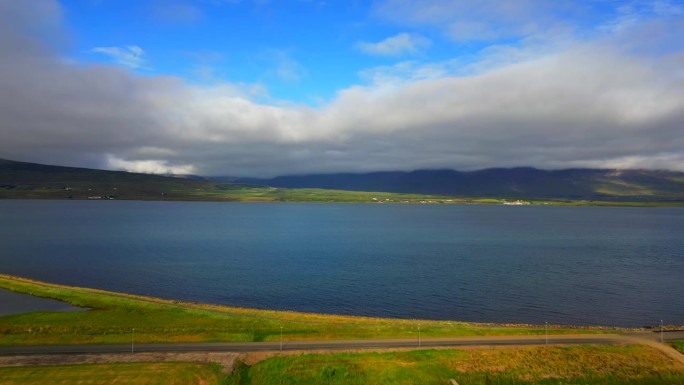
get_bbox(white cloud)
[90,45,146,69]
[107,156,196,175]
[1,0,684,177]
[356,33,431,56]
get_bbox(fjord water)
[0,288,87,316]
[1,200,682,327]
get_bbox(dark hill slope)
[236,168,684,201]
[0,158,225,200]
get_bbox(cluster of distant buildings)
[64,186,116,200]
[370,197,531,205]
[502,200,530,205]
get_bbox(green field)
[0,362,226,385]
[228,345,684,385]
[0,275,603,346]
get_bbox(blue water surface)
[0,200,682,327]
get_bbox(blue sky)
[66,0,468,103]
[67,1,372,103]
[1,0,683,176]
[63,1,638,103]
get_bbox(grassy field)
[3,346,681,385]
[228,345,684,385]
[0,362,226,385]
[0,275,604,346]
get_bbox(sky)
[1,0,683,177]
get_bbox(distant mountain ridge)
[2,158,683,201]
[234,167,684,201]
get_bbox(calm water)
[0,289,87,316]
[0,200,682,327]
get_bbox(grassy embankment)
[1,346,682,385]
[0,275,604,346]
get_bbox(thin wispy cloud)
[150,1,203,24]
[273,51,306,82]
[356,33,431,56]
[600,0,684,33]
[90,45,147,69]
[373,0,556,41]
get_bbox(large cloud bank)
[1,0,683,176]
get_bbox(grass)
[2,347,680,385]
[228,345,684,385]
[2,346,680,385]
[0,275,604,346]
[672,340,684,354]
[0,362,227,385]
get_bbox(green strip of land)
[0,275,607,346]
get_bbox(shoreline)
[1,274,681,337]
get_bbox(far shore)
[2,195,684,207]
